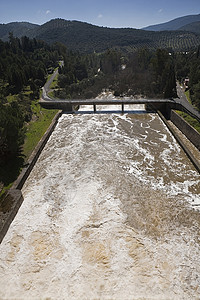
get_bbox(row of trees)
[0,35,64,164]
[0,33,61,95]
[0,102,25,159]
[55,48,177,100]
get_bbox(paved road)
[42,61,64,100]
[175,82,200,120]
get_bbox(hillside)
[143,14,200,31]
[179,21,200,34]
[0,22,39,40]
[0,18,200,53]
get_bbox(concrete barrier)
[158,111,200,174]
[12,110,62,190]
[170,110,200,151]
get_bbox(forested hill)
[0,18,200,53]
[0,22,39,41]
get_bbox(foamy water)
[0,105,200,299]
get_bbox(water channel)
[0,104,200,299]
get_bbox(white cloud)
[98,14,103,19]
[46,10,51,15]
[158,8,163,13]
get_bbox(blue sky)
[0,0,200,28]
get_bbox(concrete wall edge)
[158,110,200,174]
[0,110,62,244]
[12,110,62,190]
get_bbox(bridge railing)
[40,83,200,122]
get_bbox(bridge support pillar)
[145,103,155,112]
[145,103,172,120]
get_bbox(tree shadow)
[0,154,25,188]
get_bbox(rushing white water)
[0,105,200,299]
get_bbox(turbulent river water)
[0,104,200,299]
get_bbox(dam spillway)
[0,105,200,299]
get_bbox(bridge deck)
[39,98,174,105]
[39,97,177,117]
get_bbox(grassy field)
[5,85,58,159]
[23,101,58,159]
[185,90,191,103]
[177,111,200,133]
[49,73,59,89]
[0,87,58,197]
[0,103,58,196]
[0,66,60,198]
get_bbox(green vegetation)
[0,101,25,195]
[54,48,177,100]
[177,111,200,133]
[185,90,192,103]
[175,47,200,111]
[28,20,200,53]
[0,35,64,194]
[1,19,200,53]
[49,75,59,89]
[0,29,199,196]
[0,100,57,196]
[23,101,58,159]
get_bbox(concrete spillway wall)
[0,110,62,244]
[170,110,200,151]
[158,110,200,174]
[12,110,62,190]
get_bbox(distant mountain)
[0,22,39,40]
[143,14,200,31]
[0,18,200,53]
[179,21,200,34]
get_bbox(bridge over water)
[39,63,200,122]
[39,95,200,122]
[40,96,173,112]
